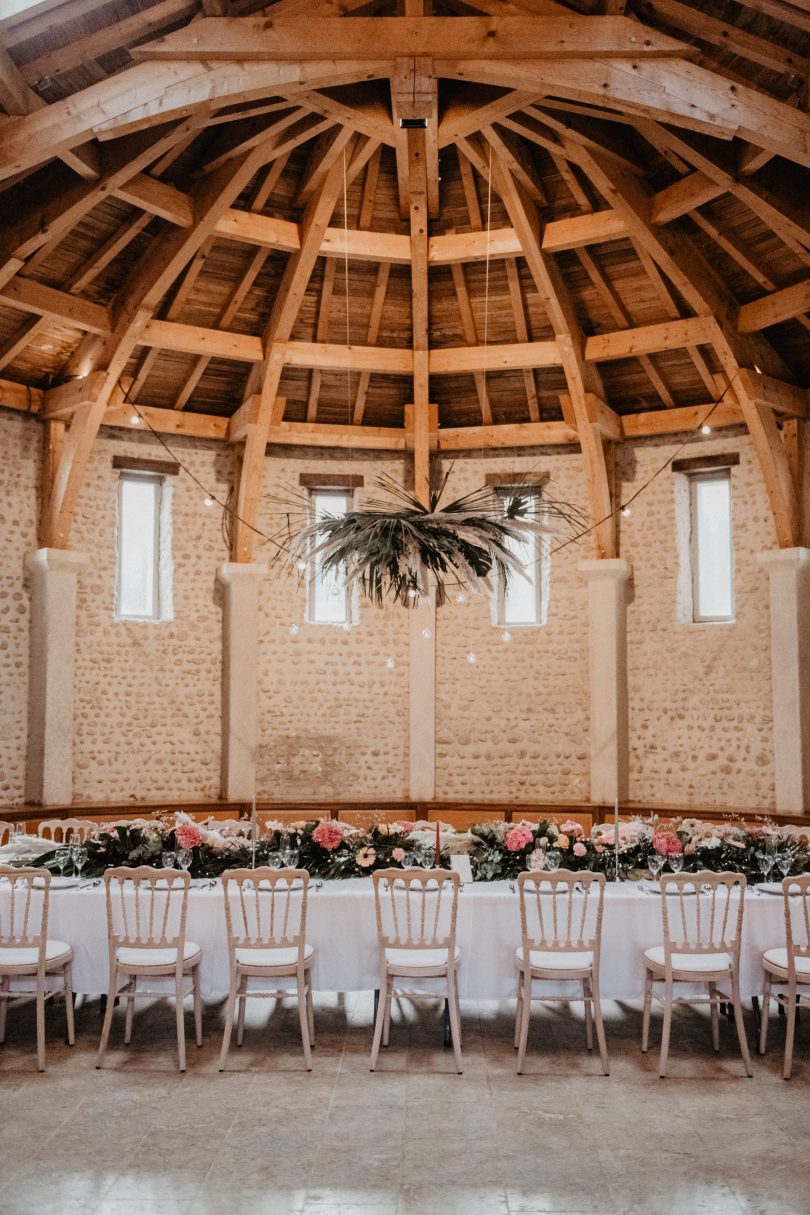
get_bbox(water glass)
[776,850,794,879]
[70,844,87,878]
[266,851,283,870]
[281,847,300,868]
[545,850,562,873]
[55,846,70,878]
[758,850,776,881]
[668,853,684,874]
[177,849,193,872]
[161,850,177,869]
[648,853,665,879]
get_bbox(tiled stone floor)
[0,992,808,1215]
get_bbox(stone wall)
[0,410,784,810]
[0,411,40,803]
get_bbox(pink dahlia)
[312,821,344,852]
[652,830,682,857]
[392,821,413,835]
[175,822,206,850]
[392,847,406,863]
[505,825,534,853]
[560,820,584,838]
[573,841,587,858]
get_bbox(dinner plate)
[50,875,84,888]
[755,881,786,896]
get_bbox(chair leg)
[784,986,798,1081]
[516,971,531,1076]
[0,977,9,1043]
[369,971,388,1071]
[641,969,653,1054]
[759,974,772,1055]
[709,982,720,1053]
[96,969,118,1069]
[64,963,75,1047]
[124,994,135,1045]
[306,980,315,1047]
[296,970,312,1071]
[35,985,46,1073]
[453,980,462,1051]
[219,985,237,1071]
[192,966,203,1048]
[382,975,393,1047]
[236,979,247,1047]
[583,978,593,1052]
[658,979,673,1078]
[175,973,187,1073]
[731,974,753,1078]
[514,973,523,1049]
[446,969,463,1074]
[591,974,610,1077]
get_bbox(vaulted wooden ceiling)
[0,0,807,561]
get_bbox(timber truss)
[0,0,807,559]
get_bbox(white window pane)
[310,491,350,624]
[693,474,733,620]
[502,530,538,625]
[118,477,159,618]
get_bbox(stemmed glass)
[281,843,300,868]
[70,844,87,879]
[176,849,193,872]
[54,846,71,879]
[758,850,776,882]
[776,849,794,880]
[647,852,665,880]
[161,849,177,869]
[544,850,562,873]
[668,853,684,874]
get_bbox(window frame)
[688,467,734,625]
[494,487,547,629]
[115,471,165,622]
[306,486,355,627]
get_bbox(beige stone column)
[217,562,267,802]
[759,547,810,813]
[409,593,436,801]
[579,558,632,805]
[25,548,88,805]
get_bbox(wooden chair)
[0,822,13,846]
[219,868,314,1071]
[642,871,752,1078]
[38,818,96,843]
[759,874,810,1079]
[0,867,74,1071]
[96,867,202,1072]
[515,871,609,1076]
[338,810,415,830]
[370,868,462,1073]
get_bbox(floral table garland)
[30,812,810,885]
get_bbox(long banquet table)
[32,880,788,1004]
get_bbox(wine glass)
[70,844,87,879]
[161,849,177,869]
[54,846,70,879]
[545,850,562,873]
[776,849,794,879]
[281,845,300,868]
[176,848,192,872]
[758,850,776,882]
[668,853,684,874]
[266,850,283,870]
[647,852,665,880]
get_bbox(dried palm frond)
[268,468,586,608]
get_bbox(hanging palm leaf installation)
[270,467,586,608]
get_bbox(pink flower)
[392,847,406,863]
[684,842,697,855]
[175,822,206,850]
[312,821,344,852]
[505,825,534,852]
[595,844,604,854]
[560,820,584,838]
[356,846,376,868]
[573,841,587,858]
[392,821,413,835]
[745,824,766,838]
[652,830,682,857]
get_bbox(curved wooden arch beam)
[231,138,359,562]
[481,135,617,559]
[43,136,286,549]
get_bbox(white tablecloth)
[14,880,787,1003]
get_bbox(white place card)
[449,854,473,883]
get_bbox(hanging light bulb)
[421,627,432,639]
[385,657,396,670]
[288,624,300,635]
[501,630,511,643]
[466,651,477,664]
[296,560,307,572]
[204,495,215,507]
[130,414,140,425]
[341,622,351,632]
[701,424,712,435]
[621,506,631,518]
[456,592,467,605]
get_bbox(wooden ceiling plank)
[482,122,546,205]
[296,88,394,147]
[504,258,541,422]
[111,172,195,226]
[306,258,336,422]
[651,171,725,225]
[0,276,110,334]
[296,125,355,208]
[439,86,539,148]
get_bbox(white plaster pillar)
[25,548,88,805]
[217,562,267,802]
[409,593,436,801]
[759,547,810,813]
[578,559,633,805]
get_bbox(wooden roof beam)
[391,55,439,219]
[738,277,810,334]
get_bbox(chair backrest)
[103,866,190,959]
[659,871,746,962]
[38,818,96,843]
[0,867,50,961]
[0,822,13,846]
[783,875,810,979]
[427,809,504,829]
[222,868,309,964]
[338,810,415,830]
[517,870,606,960]
[372,868,460,955]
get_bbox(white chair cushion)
[516,946,593,971]
[235,944,314,968]
[644,945,731,973]
[116,941,201,969]
[385,946,460,970]
[763,948,810,977]
[0,940,72,970]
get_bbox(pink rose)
[312,821,345,852]
[393,821,413,835]
[505,825,534,853]
[560,820,584,838]
[392,847,406,863]
[684,842,697,855]
[573,841,587,858]
[745,824,765,838]
[175,822,206,850]
[595,844,604,854]
[652,831,682,857]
